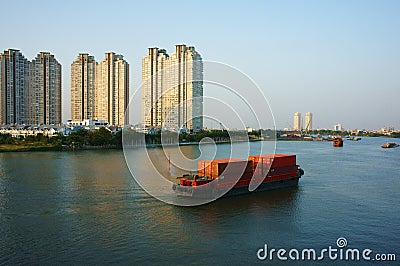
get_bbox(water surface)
[0,137,399,264]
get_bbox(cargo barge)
[173,154,304,198]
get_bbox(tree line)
[0,128,272,150]
[0,128,122,149]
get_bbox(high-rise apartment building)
[27,52,62,125]
[305,112,313,131]
[142,44,203,131]
[169,45,203,130]
[0,49,61,125]
[0,49,29,125]
[96,52,129,126]
[142,48,169,127]
[293,112,302,131]
[70,53,97,121]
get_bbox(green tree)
[67,129,89,147]
[112,130,122,147]
[0,133,15,144]
[88,127,112,146]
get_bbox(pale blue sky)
[1,0,399,129]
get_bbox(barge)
[173,154,304,198]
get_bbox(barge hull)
[173,176,300,199]
[224,176,299,197]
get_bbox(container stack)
[198,159,253,179]
[196,154,298,183]
[249,154,297,178]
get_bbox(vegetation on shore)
[0,128,271,152]
[0,127,122,152]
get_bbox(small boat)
[347,136,361,141]
[381,142,399,149]
[333,137,343,147]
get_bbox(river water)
[0,137,399,265]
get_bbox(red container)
[198,159,232,177]
[238,172,254,181]
[249,154,296,170]
[273,154,296,167]
[198,159,252,178]
[211,160,252,177]
[264,165,298,176]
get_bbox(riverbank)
[0,139,261,152]
[0,144,61,152]
[1,135,397,152]
[0,144,122,152]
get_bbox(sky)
[1,0,399,130]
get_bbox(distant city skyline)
[1,1,399,129]
[291,112,313,131]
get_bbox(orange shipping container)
[249,154,296,169]
[198,159,252,178]
[254,165,298,177]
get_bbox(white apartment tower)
[96,52,129,126]
[305,112,313,131]
[70,54,97,121]
[142,44,203,131]
[293,112,302,131]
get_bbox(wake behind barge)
[173,154,304,198]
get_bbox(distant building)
[0,125,63,138]
[293,112,302,131]
[96,52,129,126]
[27,52,62,125]
[142,44,203,131]
[0,49,29,124]
[70,53,97,122]
[66,119,109,127]
[333,123,343,131]
[305,112,313,131]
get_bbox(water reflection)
[170,187,300,234]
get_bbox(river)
[0,137,399,264]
